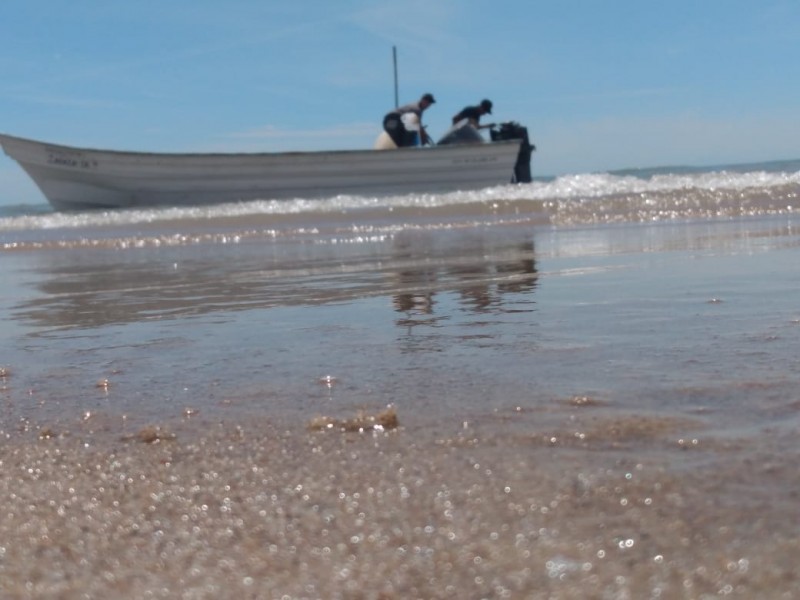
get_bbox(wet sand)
[2,217,800,598]
[1,405,798,599]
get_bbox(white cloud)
[229,122,377,139]
[206,122,380,152]
[5,93,123,109]
[348,1,458,52]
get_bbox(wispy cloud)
[2,10,332,100]
[197,122,380,152]
[228,122,377,140]
[3,92,124,110]
[544,87,683,103]
[348,1,458,52]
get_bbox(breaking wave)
[2,160,799,250]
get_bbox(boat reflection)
[391,231,538,323]
[11,230,539,334]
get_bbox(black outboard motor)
[490,122,535,183]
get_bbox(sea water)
[1,161,799,597]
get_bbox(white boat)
[0,126,530,211]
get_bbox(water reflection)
[391,231,537,318]
[11,229,539,334]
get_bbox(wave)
[2,163,799,242]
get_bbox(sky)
[1,0,799,205]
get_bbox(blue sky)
[1,0,799,205]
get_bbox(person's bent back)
[381,93,436,148]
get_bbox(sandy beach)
[1,406,798,599]
[2,213,800,598]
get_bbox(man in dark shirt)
[383,93,436,147]
[452,99,495,129]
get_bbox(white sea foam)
[1,165,799,235]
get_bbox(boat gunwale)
[0,131,522,162]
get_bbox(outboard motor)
[490,122,535,183]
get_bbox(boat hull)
[0,133,523,210]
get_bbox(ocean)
[1,160,799,598]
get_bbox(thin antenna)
[392,46,399,107]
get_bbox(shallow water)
[3,216,800,434]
